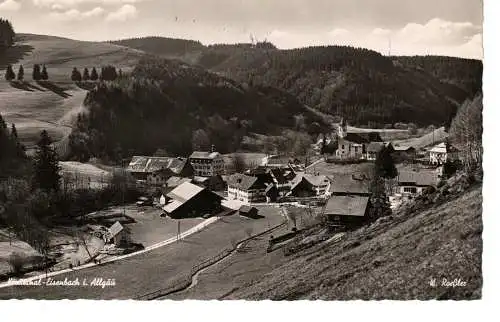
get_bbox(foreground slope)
[219,174,482,300]
[0,34,145,148]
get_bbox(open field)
[308,159,373,176]
[0,206,285,299]
[0,34,146,149]
[393,127,448,149]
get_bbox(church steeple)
[338,117,347,139]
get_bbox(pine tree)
[368,173,391,222]
[82,68,90,81]
[32,130,61,192]
[17,65,24,81]
[71,67,82,82]
[90,67,99,81]
[41,65,49,81]
[374,145,398,179]
[32,64,41,81]
[4,65,15,81]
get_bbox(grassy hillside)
[222,173,482,300]
[0,34,146,149]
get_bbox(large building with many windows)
[189,151,225,177]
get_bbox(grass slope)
[187,178,482,300]
[0,34,146,148]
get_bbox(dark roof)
[190,151,222,159]
[239,205,257,213]
[127,156,189,174]
[325,195,370,217]
[265,183,278,193]
[227,173,263,190]
[340,132,383,144]
[398,170,438,187]
[269,168,288,184]
[328,173,371,195]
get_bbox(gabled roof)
[226,173,265,190]
[190,151,222,159]
[290,174,329,190]
[398,170,438,187]
[328,173,371,195]
[325,195,370,217]
[127,156,189,174]
[239,205,257,213]
[108,221,124,238]
[269,168,288,184]
[167,182,204,203]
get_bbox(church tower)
[338,117,347,139]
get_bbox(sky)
[0,0,483,59]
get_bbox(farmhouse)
[335,118,383,160]
[366,142,392,161]
[162,182,222,219]
[226,173,269,204]
[127,156,194,183]
[429,142,459,165]
[328,173,371,196]
[397,170,438,196]
[289,174,330,197]
[324,195,371,227]
[189,151,225,177]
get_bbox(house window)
[403,187,417,194]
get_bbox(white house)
[189,151,225,177]
[226,173,267,204]
[397,170,439,196]
[429,142,459,165]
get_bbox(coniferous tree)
[0,19,15,48]
[32,64,41,81]
[82,68,90,81]
[90,67,99,81]
[374,145,398,179]
[41,65,49,81]
[4,64,15,81]
[17,65,24,81]
[11,123,17,139]
[71,67,82,82]
[32,130,61,192]
[368,170,392,222]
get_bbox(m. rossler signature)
[429,277,467,288]
[8,277,116,289]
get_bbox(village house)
[162,182,222,219]
[324,195,371,227]
[189,151,225,177]
[429,142,459,166]
[289,174,330,198]
[335,118,383,160]
[193,175,226,191]
[391,145,417,162]
[366,142,393,161]
[126,156,194,184]
[238,205,260,219]
[397,170,439,196]
[328,173,371,196]
[105,221,130,247]
[226,173,269,204]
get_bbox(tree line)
[0,18,15,49]
[71,65,122,82]
[4,64,49,82]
